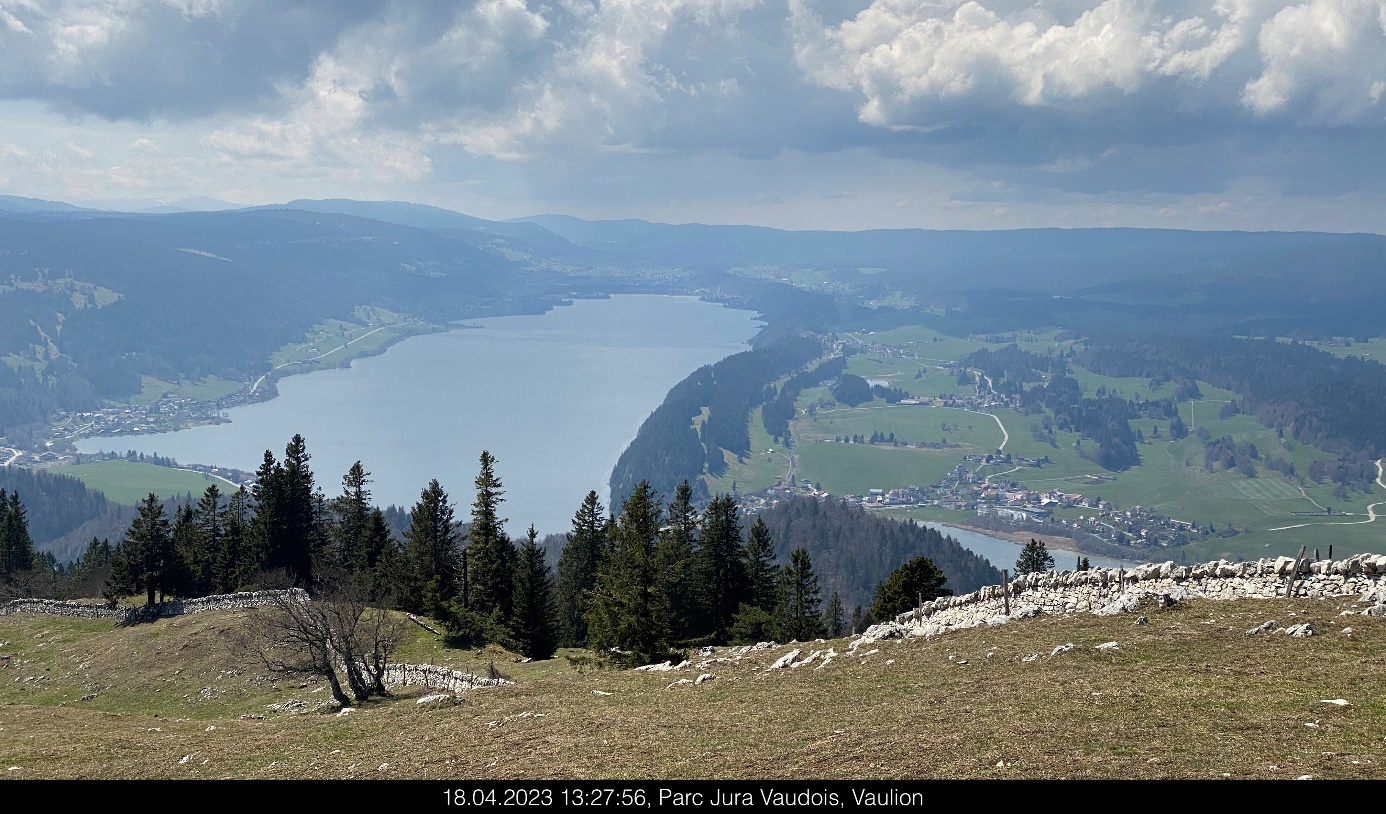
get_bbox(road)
[1,447,19,467]
[252,324,393,395]
[1267,459,1385,531]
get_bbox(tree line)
[58,434,971,666]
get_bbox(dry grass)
[3,596,1386,779]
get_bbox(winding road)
[1267,459,1386,531]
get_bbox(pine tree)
[654,481,700,644]
[402,479,461,619]
[555,491,607,648]
[467,451,515,626]
[1015,538,1055,574]
[587,481,670,665]
[513,525,559,660]
[774,547,825,642]
[698,494,747,642]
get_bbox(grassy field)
[704,406,792,496]
[3,596,1386,778]
[795,441,961,495]
[799,404,1004,450]
[270,308,427,373]
[127,375,243,407]
[48,460,235,505]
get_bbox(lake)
[927,524,1142,571]
[77,295,762,536]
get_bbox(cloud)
[790,0,1386,127]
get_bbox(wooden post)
[1286,545,1307,598]
[1328,545,1333,562]
[1315,547,1320,562]
[1002,569,1010,616]
[916,592,922,623]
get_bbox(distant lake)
[927,524,1142,571]
[77,295,762,536]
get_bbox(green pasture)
[794,441,961,496]
[799,404,1004,450]
[704,406,792,496]
[128,375,242,407]
[49,460,234,505]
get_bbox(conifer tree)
[193,485,223,592]
[775,547,825,642]
[823,591,846,638]
[654,481,700,644]
[333,461,373,572]
[870,556,951,619]
[0,490,36,580]
[249,436,323,585]
[1015,538,1055,575]
[466,451,515,625]
[587,481,670,665]
[742,516,778,611]
[402,479,461,618]
[169,502,205,597]
[108,493,174,606]
[697,494,747,642]
[215,486,251,593]
[513,525,559,660]
[555,490,607,648]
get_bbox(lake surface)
[77,295,762,536]
[927,524,1142,572]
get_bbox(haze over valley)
[3,0,1386,781]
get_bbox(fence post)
[1002,569,1010,616]
[1286,545,1308,598]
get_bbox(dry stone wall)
[0,589,305,621]
[0,590,505,695]
[882,553,1386,640]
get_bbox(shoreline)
[931,521,1124,560]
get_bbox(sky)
[1,0,1384,232]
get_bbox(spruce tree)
[654,481,700,645]
[1015,538,1055,574]
[466,451,515,626]
[216,486,251,593]
[775,547,825,642]
[870,556,951,619]
[0,490,36,580]
[742,516,778,611]
[333,461,373,572]
[513,525,559,660]
[402,479,461,619]
[108,494,174,606]
[554,490,607,648]
[823,591,846,638]
[697,494,748,643]
[193,485,224,592]
[169,502,204,597]
[586,481,670,665]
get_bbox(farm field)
[48,460,236,505]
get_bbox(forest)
[0,434,993,673]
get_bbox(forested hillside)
[753,496,1003,612]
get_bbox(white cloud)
[790,0,1386,127]
[1241,0,1386,123]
